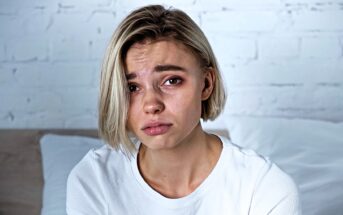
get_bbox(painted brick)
[0,65,16,85]
[51,37,89,61]
[302,60,343,83]
[312,109,343,122]
[0,15,23,38]
[0,0,51,13]
[1,0,343,127]
[14,62,96,87]
[89,38,109,61]
[22,10,51,35]
[0,1,52,14]
[53,87,98,110]
[293,11,343,31]
[0,89,63,112]
[115,1,197,11]
[64,114,97,128]
[301,37,341,59]
[225,61,305,85]
[313,85,343,108]
[201,11,278,32]
[1,110,95,128]
[227,59,343,85]
[226,86,280,115]
[226,85,314,116]
[57,0,112,8]
[274,84,343,121]
[197,0,282,10]
[258,36,300,59]
[87,11,118,39]
[21,111,66,128]
[284,0,342,3]
[48,13,90,38]
[0,111,65,128]
[207,34,256,63]
[271,84,318,108]
[7,37,48,61]
[20,110,98,128]
[0,112,18,128]
[0,39,5,61]
[0,2,18,15]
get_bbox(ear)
[201,68,215,101]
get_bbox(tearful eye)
[128,84,139,92]
[165,77,182,86]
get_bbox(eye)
[164,77,182,86]
[128,83,139,93]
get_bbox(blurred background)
[0,0,342,128]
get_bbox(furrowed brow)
[125,64,186,80]
[125,73,136,80]
[154,64,186,72]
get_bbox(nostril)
[142,89,164,114]
[144,102,164,114]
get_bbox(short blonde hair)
[99,5,226,154]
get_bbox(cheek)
[167,87,203,116]
[127,100,140,128]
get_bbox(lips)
[142,122,172,136]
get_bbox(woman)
[67,5,301,214]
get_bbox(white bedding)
[204,116,343,215]
[40,116,343,215]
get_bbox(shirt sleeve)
[66,151,108,215]
[249,159,302,215]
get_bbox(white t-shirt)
[66,136,301,215]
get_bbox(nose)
[143,88,165,114]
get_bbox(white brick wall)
[258,36,300,59]
[301,37,341,59]
[8,37,49,61]
[0,39,5,61]
[0,0,342,128]
[202,11,279,32]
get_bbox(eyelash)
[128,84,139,93]
[164,76,183,86]
[127,76,183,93]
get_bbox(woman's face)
[125,39,213,150]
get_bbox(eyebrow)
[126,64,186,80]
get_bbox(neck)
[138,124,222,198]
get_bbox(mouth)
[142,122,172,136]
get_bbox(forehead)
[125,39,200,73]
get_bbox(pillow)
[205,116,343,215]
[40,134,103,215]
[40,118,343,215]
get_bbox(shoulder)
[66,145,110,214]
[220,136,272,177]
[250,161,301,214]
[66,144,133,214]
[219,136,301,214]
[68,144,129,181]
[221,135,298,190]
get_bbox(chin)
[139,135,178,150]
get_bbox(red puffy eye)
[165,77,182,85]
[128,84,139,92]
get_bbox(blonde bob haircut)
[99,4,226,154]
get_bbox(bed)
[0,129,99,215]
[0,116,342,215]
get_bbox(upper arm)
[249,162,302,215]
[66,156,107,215]
[266,192,301,215]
